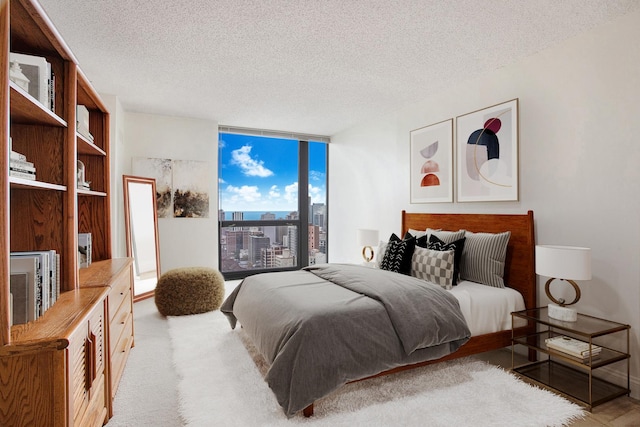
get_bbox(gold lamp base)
[545,278,581,322]
[362,246,374,263]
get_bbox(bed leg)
[303,403,314,417]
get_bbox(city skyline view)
[218,133,327,212]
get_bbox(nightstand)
[511,307,630,410]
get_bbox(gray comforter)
[221,263,471,417]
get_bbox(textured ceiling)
[38,0,640,136]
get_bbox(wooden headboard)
[401,210,536,311]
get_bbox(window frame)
[218,132,328,280]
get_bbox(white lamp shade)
[535,245,592,280]
[357,229,379,247]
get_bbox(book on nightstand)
[545,335,602,360]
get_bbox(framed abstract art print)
[410,119,453,203]
[456,99,519,202]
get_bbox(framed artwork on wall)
[132,157,211,218]
[410,118,453,203]
[456,99,519,202]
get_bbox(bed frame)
[302,210,536,417]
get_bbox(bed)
[221,211,536,417]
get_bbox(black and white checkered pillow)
[411,247,455,289]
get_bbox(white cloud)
[309,183,325,204]
[268,184,280,198]
[231,145,273,177]
[225,184,262,202]
[284,182,298,204]
[309,170,325,182]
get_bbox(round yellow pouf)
[155,267,225,316]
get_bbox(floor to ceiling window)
[218,128,328,280]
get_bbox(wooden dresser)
[0,287,109,426]
[80,259,135,417]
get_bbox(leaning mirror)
[123,175,161,301]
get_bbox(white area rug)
[168,310,586,427]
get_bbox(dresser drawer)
[110,314,134,397]
[109,270,132,323]
[109,290,132,353]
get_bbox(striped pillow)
[459,231,511,288]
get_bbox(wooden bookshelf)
[1,1,134,425]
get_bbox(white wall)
[121,112,219,273]
[102,94,127,258]
[329,11,640,396]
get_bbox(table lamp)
[535,245,591,322]
[357,229,379,263]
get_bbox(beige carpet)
[106,298,183,426]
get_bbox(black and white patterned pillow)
[427,235,466,286]
[411,247,455,289]
[380,234,415,275]
[460,231,511,288]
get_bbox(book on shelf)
[9,257,39,324]
[78,233,92,269]
[10,250,60,322]
[10,149,27,162]
[545,335,602,359]
[10,162,36,174]
[9,148,36,178]
[9,170,36,180]
[9,52,53,111]
[10,158,35,170]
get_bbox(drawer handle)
[121,337,131,353]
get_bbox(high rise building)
[249,234,270,267]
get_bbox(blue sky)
[218,133,327,212]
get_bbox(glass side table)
[511,307,630,410]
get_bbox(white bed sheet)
[448,280,525,336]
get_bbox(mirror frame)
[123,175,161,302]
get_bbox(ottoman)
[155,267,225,316]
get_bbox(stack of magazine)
[9,136,36,180]
[9,149,36,180]
[9,250,60,326]
[545,335,602,361]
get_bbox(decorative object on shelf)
[9,52,51,109]
[77,160,91,190]
[76,104,94,141]
[9,60,30,92]
[357,229,379,263]
[410,119,453,203]
[536,245,591,322]
[456,99,519,202]
[78,233,92,269]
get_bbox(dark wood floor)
[478,349,640,426]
